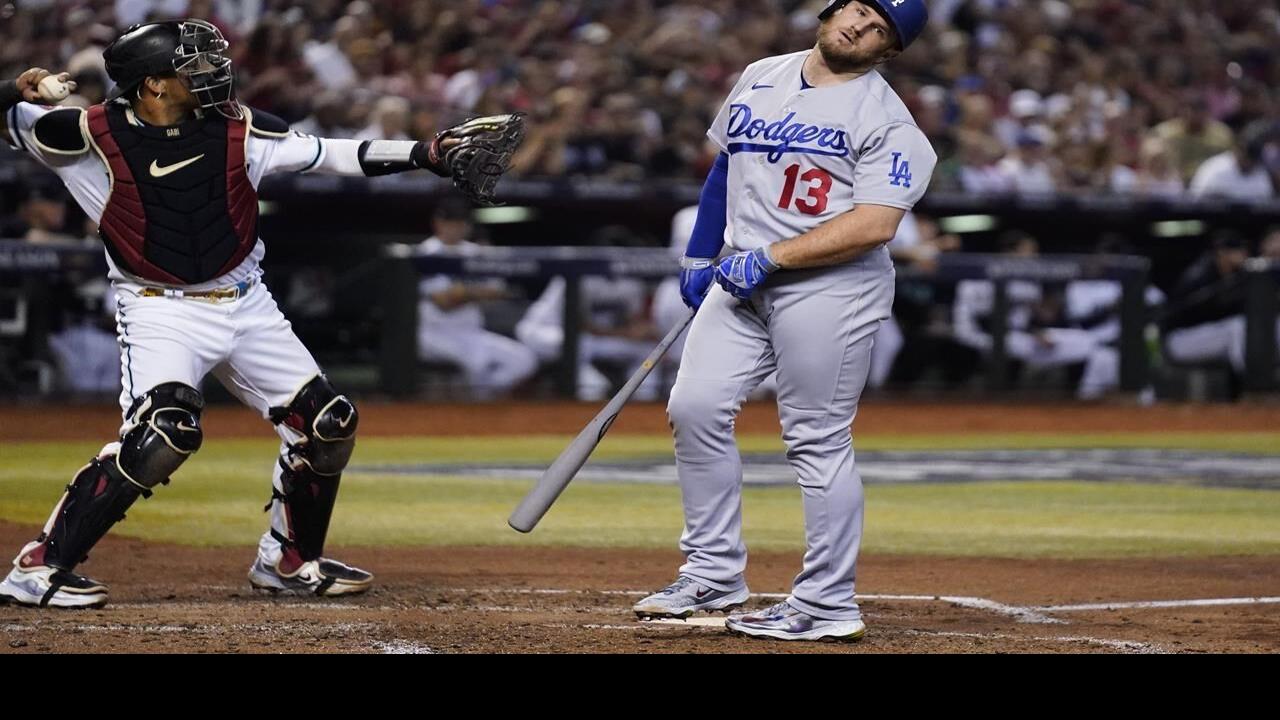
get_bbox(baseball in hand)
[37,75,71,103]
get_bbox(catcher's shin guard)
[19,382,204,572]
[265,375,358,563]
[24,458,144,572]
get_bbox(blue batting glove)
[714,246,780,300]
[679,256,716,310]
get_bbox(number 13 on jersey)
[777,163,832,215]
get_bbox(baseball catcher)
[0,18,520,609]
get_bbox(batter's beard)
[815,23,884,73]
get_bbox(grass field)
[2,431,1278,558]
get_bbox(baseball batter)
[632,0,935,641]
[0,19,520,608]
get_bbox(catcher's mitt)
[424,113,526,205]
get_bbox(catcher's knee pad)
[117,382,205,489]
[270,375,358,476]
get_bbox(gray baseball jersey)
[666,50,935,621]
[708,50,936,254]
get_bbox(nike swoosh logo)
[149,154,205,178]
[695,588,713,598]
[176,422,199,433]
[751,82,774,90]
[337,413,352,429]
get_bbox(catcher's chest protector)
[87,103,258,285]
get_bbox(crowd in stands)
[0,0,1275,193]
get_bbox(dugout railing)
[3,240,1278,399]
[384,246,1175,397]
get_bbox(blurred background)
[2,0,1279,405]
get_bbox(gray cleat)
[632,576,749,619]
[726,601,866,642]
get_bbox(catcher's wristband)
[0,79,24,112]
[679,256,715,270]
[357,139,418,177]
[355,139,450,178]
[414,136,451,177]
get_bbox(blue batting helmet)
[818,0,929,51]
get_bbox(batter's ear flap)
[245,106,291,137]
[32,107,90,155]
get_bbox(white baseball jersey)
[4,99,387,590]
[708,50,936,254]
[6,102,362,293]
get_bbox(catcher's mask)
[103,19,243,120]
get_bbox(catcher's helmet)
[103,19,240,118]
[103,22,181,101]
[818,0,929,51]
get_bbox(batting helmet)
[103,19,240,117]
[818,0,930,51]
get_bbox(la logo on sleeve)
[888,152,912,188]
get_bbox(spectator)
[1122,138,1186,199]
[0,0,1274,187]
[956,132,1012,195]
[355,95,412,142]
[998,126,1058,197]
[1188,120,1276,201]
[1150,91,1235,183]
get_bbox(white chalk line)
[2,620,382,635]
[96,587,1280,624]
[1035,596,1280,612]
[107,601,379,611]
[436,587,1280,622]
[371,639,436,654]
[896,629,1163,654]
[4,620,440,655]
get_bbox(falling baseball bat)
[508,309,696,533]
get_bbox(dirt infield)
[4,402,1278,652]
[3,399,1280,441]
[0,522,1276,654]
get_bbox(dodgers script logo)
[725,104,849,163]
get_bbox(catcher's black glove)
[413,113,526,205]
